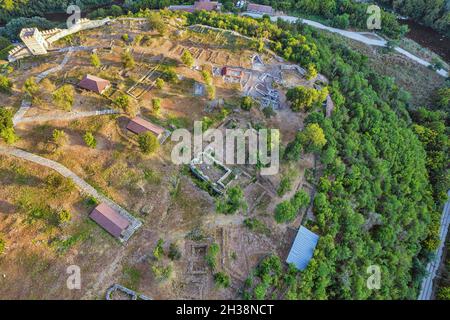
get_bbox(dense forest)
[246,0,409,39]
[183,10,448,299]
[0,0,112,22]
[377,0,450,36]
[0,0,448,300]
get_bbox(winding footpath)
[243,12,449,78]
[0,146,141,242]
[5,44,140,244]
[418,190,450,300]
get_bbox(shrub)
[153,239,164,260]
[151,263,172,281]
[24,77,38,97]
[58,210,72,225]
[275,190,310,223]
[0,108,17,144]
[138,132,159,155]
[241,96,253,111]
[152,98,161,114]
[147,12,167,35]
[53,85,74,111]
[214,272,231,288]
[201,69,213,86]
[52,129,68,148]
[168,242,182,261]
[90,53,101,68]
[277,175,292,197]
[0,235,5,255]
[216,186,248,215]
[206,85,216,100]
[262,106,275,118]
[155,78,165,89]
[83,132,96,148]
[0,75,12,93]
[205,243,219,270]
[121,50,135,69]
[181,50,194,68]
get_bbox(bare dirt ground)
[0,17,315,300]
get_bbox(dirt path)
[16,109,119,124]
[418,190,450,300]
[0,146,142,242]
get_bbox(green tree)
[299,123,327,152]
[138,132,159,155]
[121,50,135,69]
[214,272,231,288]
[216,186,248,215]
[0,107,17,144]
[306,63,318,80]
[241,96,253,111]
[114,94,135,116]
[90,53,101,68]
[155,78,165,90]
[152,98,161,114]
[0,75,12,93]
[147,12,167,35]
[83,132,96,148]
[287,86,328,111]
[181,50,195,68]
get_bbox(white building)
[19,28,49,55]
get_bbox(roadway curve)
[418,191,450,300]
[243,12,449,78]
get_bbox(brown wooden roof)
[90,203,130,238]
[126,117,165,136]
[248,3,274,14]
[78,74,110,94]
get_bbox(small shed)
[90,203,130,239]
[126,117,165,137]
[286,226,319,270]
[78,74,111,94]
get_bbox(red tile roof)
[194,0,221,11]
[247,3,275,14]
[126,117,165,136]
[78,74,110,94]
[90,203,130,238]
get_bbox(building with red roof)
[90,203,130,239]
[78,74,111,94]
[247,3,275,15]
[126,117,165,138]
[169,0,222,12]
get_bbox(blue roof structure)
[286,226,319,270]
